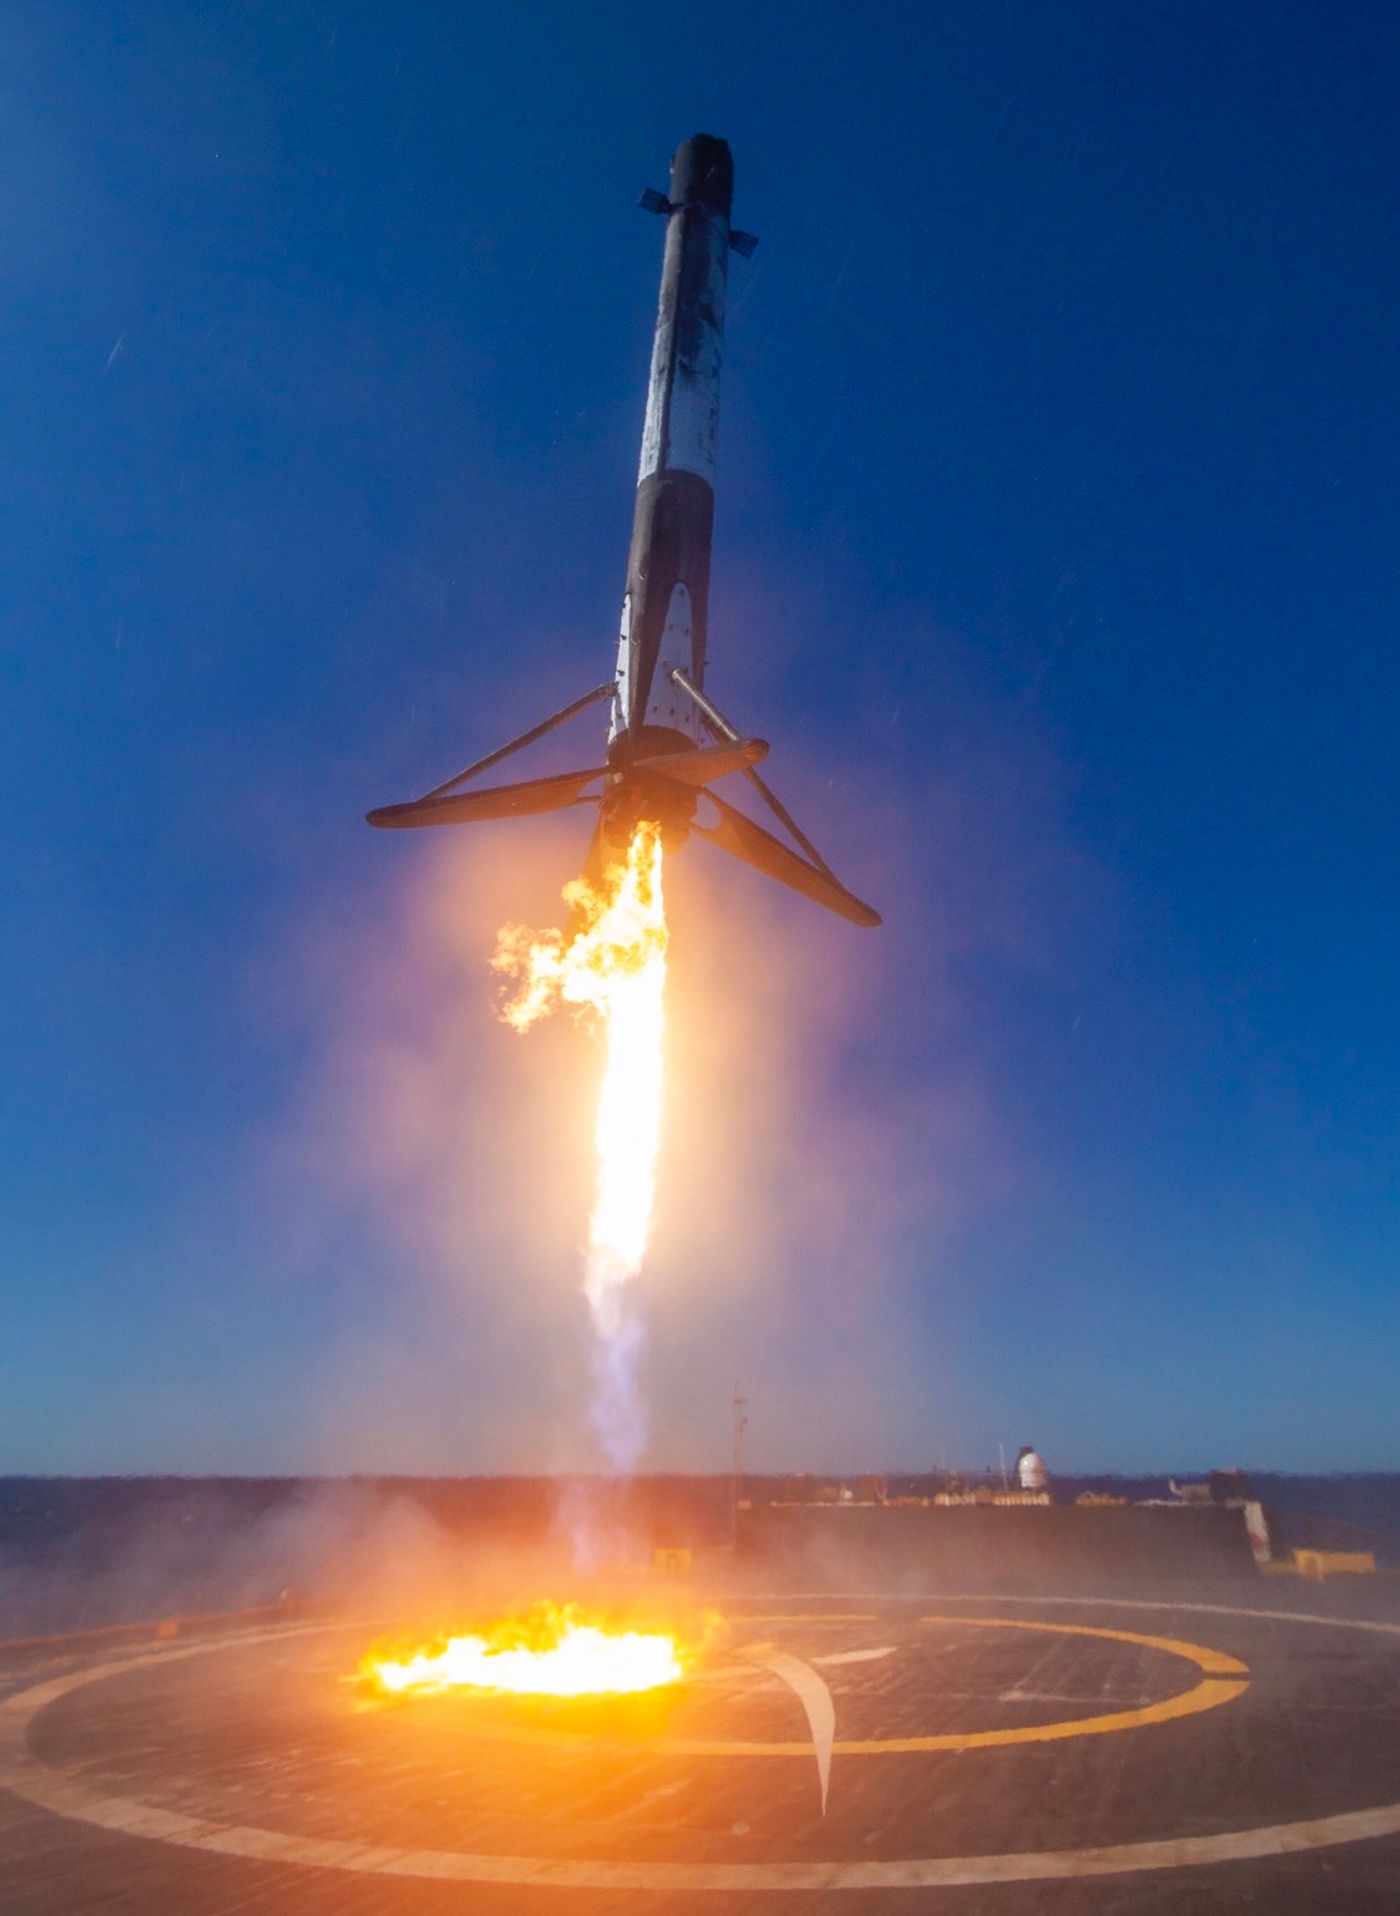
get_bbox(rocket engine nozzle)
[600,768,698,857]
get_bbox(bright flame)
[357,1603,685,1698]
[493,821,667,1468]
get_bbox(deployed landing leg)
[670,670,881,928]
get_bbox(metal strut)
[415,682,613,804]
[670,669,838,879]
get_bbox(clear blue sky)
[2,1,1397,1475]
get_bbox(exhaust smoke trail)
[493,821,668,1474]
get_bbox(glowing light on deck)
[358,1603,684,1698]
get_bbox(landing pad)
[5,1594,1400,1912]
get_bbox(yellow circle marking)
[2,1607,1396,1892]
[410,1609,1247,1758]
[655,1612,1248,1756]
[921,1612,1249,1674]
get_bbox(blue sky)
[2,1,1397,1474]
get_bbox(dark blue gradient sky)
[3,2,1397,1474]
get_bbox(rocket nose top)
[669,135,734,218]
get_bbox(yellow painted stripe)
[444,1612,1250,1757]
[919,1612,1250,1676]
[599,1680,1246,1757]
[0,1651,1387,1892]
[2,1610,1396,1892]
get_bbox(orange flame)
[357,1602,685,1698]
[493,822,667,1462]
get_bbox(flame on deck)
[357,1602,685,1698]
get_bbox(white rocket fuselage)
[608,135,736,792]
[365,136,880,928]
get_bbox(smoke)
[261,821,600,1475]
[0,699,1089,1619]
[0,1477,574,1638]
[587,1299,645,1472]
[255,642,1092,1490]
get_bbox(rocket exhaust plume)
[363,131,877,1521]
[494,820,668,1473]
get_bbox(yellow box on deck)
[1293,1549,1376,1579]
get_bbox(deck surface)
[4,1590,1400,1912]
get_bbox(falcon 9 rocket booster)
[368,135,879,929]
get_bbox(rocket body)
[609,136,735,770]
[365,136,880,928]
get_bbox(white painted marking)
[813,1647,897,1667]
[761,1591,1400,1641]
[4,1602,1400,1891]
[747,1649,835,1814]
